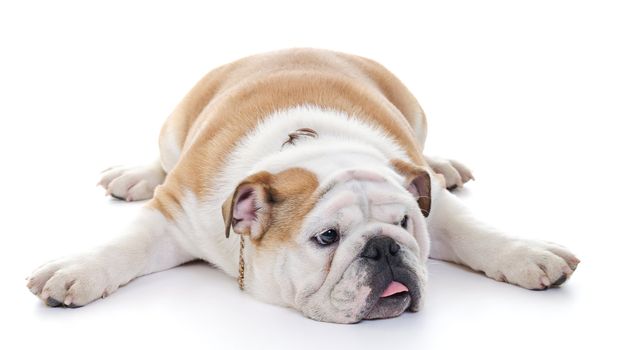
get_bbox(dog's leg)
[98,160,166,201]
[425,155,474,190]
[26,208,193,307]
[427,188,579,289]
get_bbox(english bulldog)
[26,49,579,323]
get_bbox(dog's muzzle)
[359,236,421,319]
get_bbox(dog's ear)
[222,171,273,240]
[391,159,431,217]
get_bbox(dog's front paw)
[26,256,118,307]
[486,240,580,290]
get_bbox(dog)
[26,48,579,323]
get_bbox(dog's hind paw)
[425,156,474,190]
[98,162,165,201]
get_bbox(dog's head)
[222,159,431,323]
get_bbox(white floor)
[2,1,623,349]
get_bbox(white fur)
[26,208,193,306]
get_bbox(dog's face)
[223,161,431,323]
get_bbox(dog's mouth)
[364,281,414,320]
[323,252,422,323]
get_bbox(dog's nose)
[360,236,401,260]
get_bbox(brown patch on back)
[149,49,428,220]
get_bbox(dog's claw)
[46,297,62,307]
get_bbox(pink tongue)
[380,281,408,297]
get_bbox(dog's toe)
[425,156,474,190]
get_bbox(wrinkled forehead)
[313,174,416,223]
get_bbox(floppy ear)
[222,172,273,240]
[391,159,431,217]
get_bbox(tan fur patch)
[255,168,319,249]
[220,167,319,248]
[148,49,429,220]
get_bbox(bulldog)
[26,49,579,323]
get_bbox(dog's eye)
[315,229,339,246]
[400,215,408,229]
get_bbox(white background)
[1,1,623,349]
